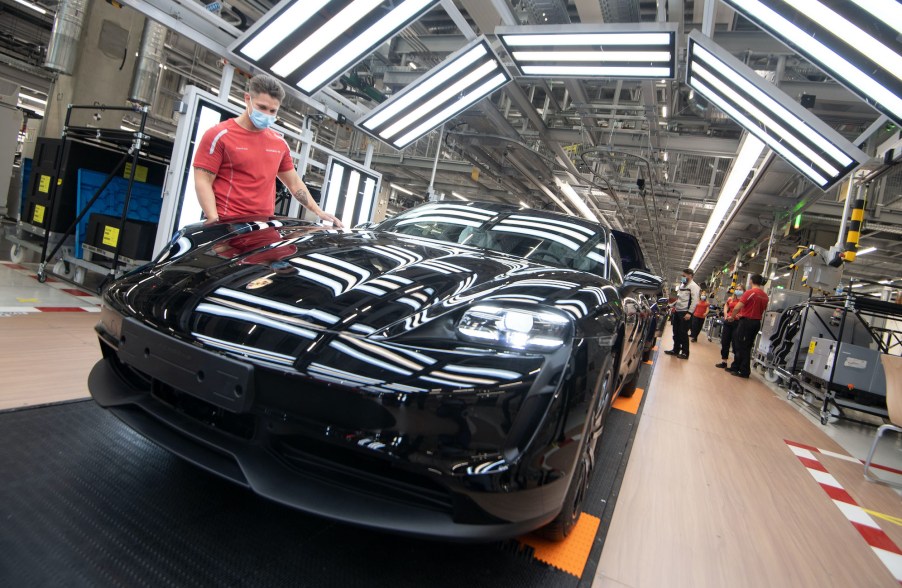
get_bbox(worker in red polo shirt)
[715,289,741,369]
[725,274,769,378]
[193,74,343,227]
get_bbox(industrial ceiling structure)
[2,0,900,296]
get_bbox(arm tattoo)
[293,187,310,207]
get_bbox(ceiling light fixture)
[686,31,868,190]
[389,183,416,196]
[357,36,511,150]
[554,177,599,222]
[451,191,469,201]
[14,0,46,15]
[497,23,677,79]
[856,246,877,256]
[689,134,766,270]
[231,0,439,96]
[18,94,46,104]
[722,0,902,126]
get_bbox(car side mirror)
[621,269,664,294]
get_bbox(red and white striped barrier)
[786,439,902,477]
[785,440,902,584]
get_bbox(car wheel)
[641,345,653,362]
[619,366,639,398]
[540,355,614,541]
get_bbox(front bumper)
[88,316,579,541]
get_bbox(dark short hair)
[682,268,694,276]
[247,74,285,102]
[750,273,766,285]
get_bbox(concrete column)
[42,1,147,137]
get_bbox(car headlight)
[456,305,571,350]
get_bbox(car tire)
[540,355,614,541]
[619,365,639,398]
[641,345,653,363]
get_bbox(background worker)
[725,275,769,378]
[665,268,701,359]
[193,74,343,227]
[716,289,742,368]
[690,292,710,342]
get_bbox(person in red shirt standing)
[689,292,710,342]
[725,274,769,378]
[193,74,343,227]
[715,289,741,368]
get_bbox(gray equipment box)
[768,290,809,312]
[802,337,887,397]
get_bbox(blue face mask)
[680,277,687,284]
[735,290,744,297]
[248,106,276,129]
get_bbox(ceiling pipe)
[44,0,88,75]
[129,19,168,105]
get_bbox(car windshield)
[379,203,608,277]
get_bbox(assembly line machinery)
[755,292,902,425]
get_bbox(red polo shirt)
[737,287,769,320]
[193,118,295,219]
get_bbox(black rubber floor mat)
[0,364,652,588]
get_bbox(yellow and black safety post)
[841,189,867,263]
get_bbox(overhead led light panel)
[497,23,677,79]
[357,36,511,150]
[687,31,867,191]
[230,0,439,96]
[722,0,902,127]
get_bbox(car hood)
[105,221,616,341]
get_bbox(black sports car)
[88,201,662,541]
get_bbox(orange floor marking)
[519,512,601,577]
[652,346,658,351]
[644,360,653,365]
[612,388,644,414]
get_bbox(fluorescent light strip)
[359,178,376,223]
[689,135,766,270]
[523,66,672,77]
[389,183,415,195]
[511,51,671,62]
[395,73,508,147]
[849,0,902,36]
[691,61,840,176]
[325,163,344,216]
[343,169,361,224]
[300,0,435,93]
[780,0,902,81]
[502,33,671,46]
[856,246,876,255]
[382,60,498,140]
[726,0,902,121]
[693,44,852,167]
[555,178,599,222]
[18,94,46,104]
[272,0,382,77]
[14,0,46,14]
[240,0,329,60]
[362,44,487,130]
[690,76,829,186]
